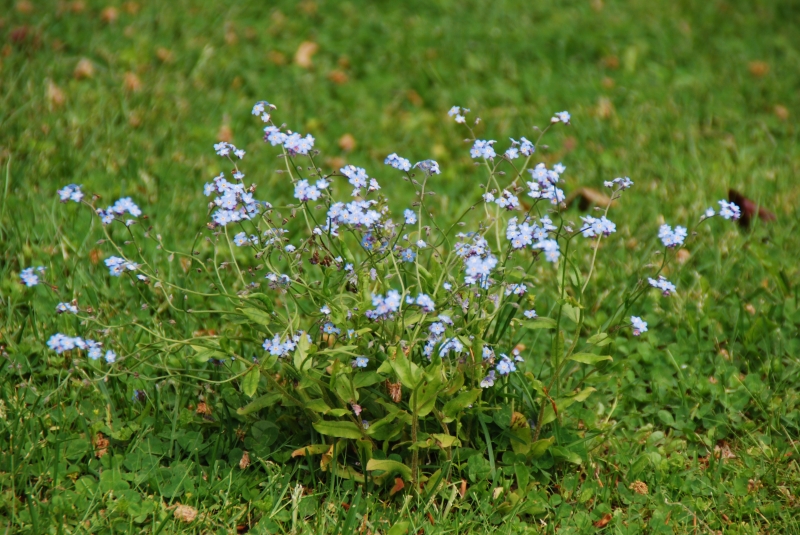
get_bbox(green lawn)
[2,0,799,533]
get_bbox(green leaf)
[237,392,281,416]
[366,459,412,480]
[242,367,260,398]
[413,377,442,417]
[293,334,314,372]
[239,307,272,326]
[442,389,482,420]
[318,344,360,356]
[390,351,421,389]
[568,353,612,365]
[353,371,384,389]
[524,317,557,330]
[312,421,363,439]
[387,522,410,535]
[586,332,612,347]
[530,438,554,459]
[551,446,582,465]
[509,412,531,455]
[430,433,460,448]
[562,303,581,324]
[305,399,332,413]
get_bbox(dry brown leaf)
[708,376,718,384]
[386,380,402,403]
[390,477,404,496]
[601,77,615,89]
[338,133,356,152]
[596,96,614,119]
[100,6,119,24]
[123,2,140,14]
[123,72,142,92]
[268,50,287,65]
[748,61,769,77]
[217,124,233,143]
[327,69,348,84]
[69,1,86,13]
[173,504,198,523]
[676,248,690,264]
[460,479,467,497]
[46,80,66,107]
[156,47,174,63]
[565,187,614,211]
[593,513,612,528]
[406,89,423,107]
[294,41,318,69]
[94,433,109,458]
[714,441,736,460]
[728,188,777,228]
[73,58,95,79]
[774,105,789,121]
[602,56,619,69]
[16,1,33,14]
[196,401,211,415]
[628,480,648,495]
[744,303,756,315]
[239,450,250,469]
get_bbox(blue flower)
[400,248,416,262]
[631,316,648,336]
[353,356,369,368]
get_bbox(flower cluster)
[580,215,617,238]
[20,266,44,287]
[470,139,496,159]
[105,256,138,276]
[56,302,78,314]
[455,233,498,287]
[97,197,142,226]
[57,184,84,203]
[47,333,114,362]
[527,162,566,205]
[448,106,468,124]
[384,153,411,172]
[366,290,402,321]
[631,316,648,336]
[648,275,677,296]
[506,216,560,261]
[204,172,264,226]
[262,332,310,357]
[505,137,535,159]
[214,141,246,159]
[658,224,687,248]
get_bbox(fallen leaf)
[123,2,140,14]
[100,6,119,24]
[338,133,356,152]
[748,61,769,77]
[156,47,174,63]
[46,80,66,107]
[268,50,287,65]
[601,56,619,69]
[390,477,404,495]
[628,480,648,495]
[173,504,198,523]
[73,58,95,79]
[16,1,33,14]
[386,380,402,403]
[596,96,614,119]
[406,89,423,107]
[69,1,86,13]
[93,433,109,458]
[459,478,467,497]
[774,105,789,121]
[294,41,318,68]
[593,513,612,528]
[327,69,348,84]
[676,248,690,264]
[239,450,250,469]
[728,188,776,228]
[123,72,142,92]
[565,187,614,211]
[217,123,233,143]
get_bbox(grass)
[2,0,800,533]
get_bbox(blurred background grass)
[1,0,798,248]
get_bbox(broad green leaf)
[529,437,554,458]
[353,371,384,389]
[366,459,412,480]
[403,312,425,326]
[191,345,226,364]
[390,351,421,389]
[568,353,612,365]
[442,388,482,420]
[293,334,314,372]
[365,413,402,441]
[571,387,596,403]
[387,522,410,535]
[318,344,359,356]
[312,421,363,439]
[430,433,460,448]
[242,367,260,398]
[586,332,612,347]
[413,377,442,417]
[239,307,271,326]
[562,303,580,324]
[236,392,281,415]
[305,399,332,413]
[551,446,582,465]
